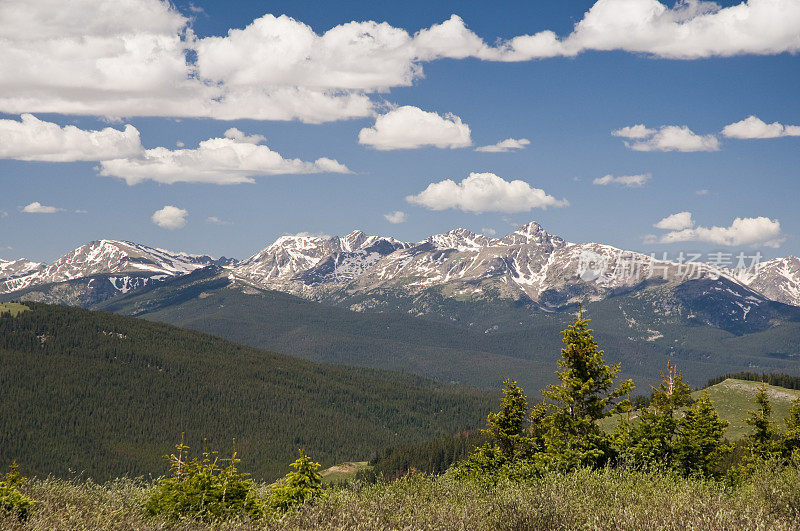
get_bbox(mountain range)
[3,221,800,391]
[3,221,800,317]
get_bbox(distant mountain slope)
[96,267,800,391]
[0,302,493,481]
[95,266,555,391]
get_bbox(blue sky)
[1,0,799,262]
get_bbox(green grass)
[0,302,28,317]
[697,378,800,440]
[4,465,800,529]
[600,378,800,441]
[320,462,370,485]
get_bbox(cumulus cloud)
[383,211,408,224]
[358,106,471,150]
[0,114,142,161]
[4,2,796,123]
[0,1,371,123]
[482,227,497,236]
[651,212,783,247]
[721,115,800,139]
[654,211,694,230]
[593,173,651,187]
[21,202,63,214]
[206,216,232,225]
[488,0,800,60]
[618,125,720,152]
[98,130,351,185]
[407,172,568,214]
[611,124,656,139]
[475,138,531,153]
[152,205,187,230]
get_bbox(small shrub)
[270,449,323,511]
[145,438,263,521]
[0,462,34,521]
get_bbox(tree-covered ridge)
[0,303,493,481]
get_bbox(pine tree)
[673,393,730,477]
[622,362,691,468]
[483,378,530,459]
[540,307,634,469]
[270,450,323,511]
[780,399,800,460]
[744,384,779,461]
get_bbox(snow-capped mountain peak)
[0,239,225,294]
[500,221,564,246]
[426,228,493,251]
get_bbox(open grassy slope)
[0,302,28,316]
[697,378,800,439]
[0,303,493,481]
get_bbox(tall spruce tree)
[743,384,779,461]
[483,379,530,459]
[541,307,634,469]
[781,399,800,459]
[673,393,730,477]
[622,362,691,468]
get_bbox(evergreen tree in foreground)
[743,384,779,461]
[270,450,323,511]
[673,394,730,477]
[621,361,692,468]
[483,379,530,460]
[781,399,800,459]
[540,307,634,469]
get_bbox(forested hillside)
[0,303,493,480]
[96,267,800,391]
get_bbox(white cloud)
[695,189,710,196]
[21,201,63,214]
[383,211,408,224]
[652,213,783,247]
[151,205,187,230]
[223,128,266,144]
[721,115,800,139]
[593,173,651,187]
[482,227,497,236]
[358,106,472,150]
[0,1,372,123]
[475,138,530,153]
[99,130,351,185]
[654,211,694,230]
[0,211,7,218]
[611,124,656,139]
[206,216,232,226]
[407,172,568,214]
[0,114,142,161]
[2,3,799,122]
[489,0,800,60]
[620,125,720,152]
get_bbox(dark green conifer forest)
[0,303,493,480]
